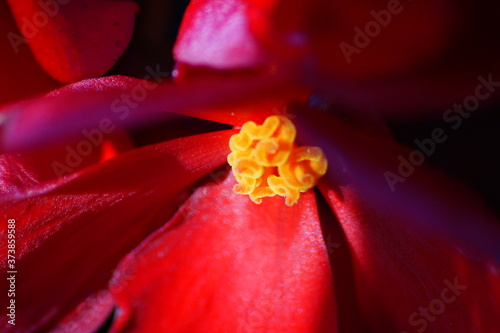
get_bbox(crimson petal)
[0,130,233,332]
[297,110,500,331]
[109,173,337,332]
[6,0,138,82]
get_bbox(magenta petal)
[109,173,337,332]
[298,110,500,261]
[0,74,298,152]
[0,130,233,332]
[6,0,138,82]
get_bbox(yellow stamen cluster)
[228,115,328,206]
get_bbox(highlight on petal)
[51,290,114,333]
[297,109,500,332]
[0,131,133,194]
[6,0,138,82]
[109,173,337,332]
[0,130,233,332]
[174,0,269,69]
[0,154,39,193]
[47,75,145,96]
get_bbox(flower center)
[228,115,327,206]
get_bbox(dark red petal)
[297,110,500,331]
[314,67,500,118]
[6,0,138,83]
[110,173,337,332]
[248,0,452,77]
[252,0,500,115]
[0,130,233,332]
[0,73,302,152]
[0,0,60,107]
[174,0,268,69]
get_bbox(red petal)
[0,154,39,193]
[174,0,268,69]
[0,0,60,107]
[297,110,500,331]
[51,290,114,333]
[0,133,133,194]
[110,173,337,332]
[6,0,138,82]
[47,75,144,95]
[0,73,302,152]
[0,130,233,332]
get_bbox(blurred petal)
[297,109,500,331]
[248,0,452,76]
[0,0,60,106]
[6,0,138,82]
[0,73,301,152]
[174,0,268,69]
[0,130,233,332]
[314,67,500,117]
[110,173,337,332]
[248,0,500,115]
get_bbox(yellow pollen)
[228,115,328,206]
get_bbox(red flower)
[1,72,500,332]
[1,0,500,332]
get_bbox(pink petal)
[6,0,138,82]
[174,0,268,69]
[109,173,337,332]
